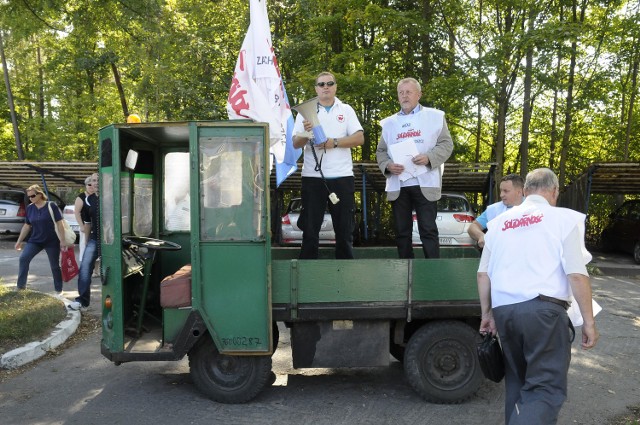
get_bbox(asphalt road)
[1,234,639,425]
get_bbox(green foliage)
[0,0,637,188]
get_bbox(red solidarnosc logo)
[337,114,345,123]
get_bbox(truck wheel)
[404,320,482,404]
[634,242,640,264]
[188,336,272,403]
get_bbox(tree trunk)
[0,31,24,160]
[37,45,44,119]
[550,48,561,170]
[421,0,433,84]
[111,61,129,119]
[559,0,586,187]
[520,7,536,177]
[623,48,638,161]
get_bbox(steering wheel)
[123,236,182,251]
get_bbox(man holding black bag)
[477,168,599,425]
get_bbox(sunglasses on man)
[316,81,336,88]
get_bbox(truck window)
[102,172,115,245]
[199,136,264,241]
[164,152,191,232]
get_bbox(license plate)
[0,209,5,215]
[439,237,452,245]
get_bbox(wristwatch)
[333,138,339,148]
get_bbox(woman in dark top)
[14,184,70,295]
[74,174,97,261]
[68,183,99,310]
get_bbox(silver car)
[0,190,26,234]
[280,193,476,246]
[62,204,82,235]
[412,193,476,246]
[0,189,67,235]
[280,198,335,245]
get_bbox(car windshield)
[0,192,24,203]
[438,196,468,213]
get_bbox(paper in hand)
[388,139,428,181]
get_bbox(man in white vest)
[376,77,453,258]
[468,173,525,248]
[477,168,599,424]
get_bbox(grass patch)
[0,285,67,354]
[608,406,640,425]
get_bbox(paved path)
[1,235,639,424]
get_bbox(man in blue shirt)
[468,174,524,248]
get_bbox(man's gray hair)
[524,168,559,193]
[397,77,421,93]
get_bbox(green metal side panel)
[411,258,480,301]
[163,308,192,343]
[295,259,409,302]
[198,244,270,353]
[271,260,294,304]
[98,125,126,353]
[192,123,271,354]
[271,253,481,305]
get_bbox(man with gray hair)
[477,167,599,424]
[376,77,453,259]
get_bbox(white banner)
[226,0,300,186]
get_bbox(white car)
[412,193,476,246]
[0,189,67,235]
[280,198,335,245]
[280,193,476,246]
[0,190,26,234]
[62,204,81,238]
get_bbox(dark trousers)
[493,298,572,425]
[299,176,355,259]
[391,186,439,259]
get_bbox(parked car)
[280,198,335,245]
[412,193,476,246]
[62,204,82,237]
[280,193,476,247]
[600,199,640,263]
[0,189,66,235]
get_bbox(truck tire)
[404,320,483,404]
[188,335,272,403]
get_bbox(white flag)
[226,0,300,186]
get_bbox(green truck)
[98,121,484,404]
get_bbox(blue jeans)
[17,241,63,292]
[76,238,99,307]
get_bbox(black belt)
[537,294,570,310]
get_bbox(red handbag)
[60,247,79,282]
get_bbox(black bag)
[477,333,505,383]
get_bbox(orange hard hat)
[127,114,141,123]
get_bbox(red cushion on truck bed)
[160,264,192,308]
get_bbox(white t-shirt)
[478,195,590,308]
[293,97,363,178]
